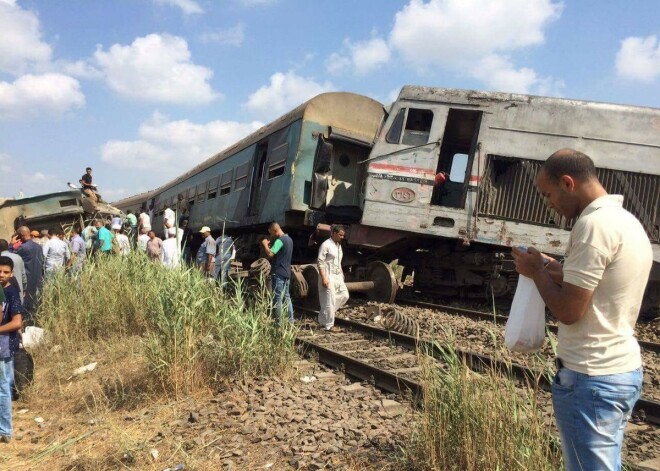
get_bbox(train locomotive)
[113,86,660,316]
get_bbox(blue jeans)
[0,357,13,437]
[271,274,294,325]
[552,366,643,471]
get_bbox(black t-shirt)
[81,173,93,188]
[271,234,293,279]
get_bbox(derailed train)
[113,86,660,315]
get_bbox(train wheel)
[366,261,398,304]
[301,264,321,310]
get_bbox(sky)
[1,0,659,202]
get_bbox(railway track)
[296,307,660,425]
[396,296,660,355]
[294,306,660,468]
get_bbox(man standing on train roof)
[317,225,349,331]
[512,149,652,471]
[261,222,294,325]
[196,227,216,276]
[80,167,98,206]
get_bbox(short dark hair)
[72,224,81,234]
[331,224,345,234]
[0,239,8,252]
[86,167,92,171]
[0,255,14,270]
[542,149,597,182]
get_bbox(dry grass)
[403,344,562,471]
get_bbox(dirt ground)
[2,343,411,471]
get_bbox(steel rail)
[396,297,660,356]
[296,306,660,426]
[295,337,422,400]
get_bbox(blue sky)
[1,0,658,201]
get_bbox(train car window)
[385,108,405,144]
[208,177,219,200]
[235,163,249,190]
[448,153,469,183]
[267,142,288,180]
[402,108,433,146]
[59,198,78,207]
[196,182,207,203]
[220,170,232,195]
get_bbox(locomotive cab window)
[449,153,469,183]
[385,108,433,145]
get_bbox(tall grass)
[38,251,297,395]
[405,344,562,471]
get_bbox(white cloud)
[384,0,563,93]
[0,0,52,75]
[243,71,334,120]
[0,73,85,119]
[326,36,391,76]
[470,55,534,94]
[93,34,220,104]
[100,112,263,176]
[616,35,660,83]
[390,0,563,67]
[153,0,203,15]
[57,59,104,80]
[200,23,246,46]
[350,37,391,75]
[325,52,351,75]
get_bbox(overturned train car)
[0,190,122,240]
[114,87,660,316]
[358,86,660,315]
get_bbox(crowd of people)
[1,149,654,471]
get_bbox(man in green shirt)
[125,210,138,242]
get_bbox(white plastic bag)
[504,275,546,352]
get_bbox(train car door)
[247,141,268,217]
[309,134,372,222]
[430,109,482,209]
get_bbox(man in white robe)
[317,225,349,330]
[161,227,182,269]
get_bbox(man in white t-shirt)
[137,228,150,253]
[138,207,151,233]
[513,149,653,471]
[163,207,175,239]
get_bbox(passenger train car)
[114,86,660,315]
[114,92,386,259]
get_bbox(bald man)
[513,149,652,471]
